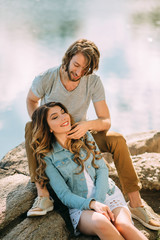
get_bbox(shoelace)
[31,197,42,209]
[142,199,160,221]
[143,206,157,221]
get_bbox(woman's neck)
[55,133,68,148]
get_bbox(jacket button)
[88,165,91,168]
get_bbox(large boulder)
[0,130,160,240]
[126,130,160,155]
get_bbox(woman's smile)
[60,121,70,127]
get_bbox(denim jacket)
[44,131,115,211]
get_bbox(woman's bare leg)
[113,207,148,240]
[78,210,124,240]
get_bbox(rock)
[1,211,70,240]
[102,152,160,191]
[126,130,160,155]
[132,153,160,190]
[0,174,36,232]
[0,131,160,240]
[0,142,29,178]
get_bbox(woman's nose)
[61,114,66,120]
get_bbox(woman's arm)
[45,156,95,210]
[94,157,109,202]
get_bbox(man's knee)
[92,131,127,153]
[106,131,126,144]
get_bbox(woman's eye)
[51,116,58,120]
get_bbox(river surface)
[0,0,160,160]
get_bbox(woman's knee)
[115,220,133,233]
[92,213,112,232]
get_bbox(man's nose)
[76,67,82,76]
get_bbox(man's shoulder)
[37,65,60,78]
[83,72,100,82]
[82,72,102,89]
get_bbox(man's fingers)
[67,132,82,139]
[67,127,78,136]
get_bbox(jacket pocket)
[54,158,70,168]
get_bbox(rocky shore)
[0,130,160,240]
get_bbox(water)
[0,0,160,160]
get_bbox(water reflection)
[0,0,160,160]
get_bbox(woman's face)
[47,106,71,134]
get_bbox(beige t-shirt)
[31,65,105,122]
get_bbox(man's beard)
[67,69,81,82]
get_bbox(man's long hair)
[62,39,100,75]
[31,102,101,185]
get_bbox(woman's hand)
[67,121,89,139]
[90,200,114,222]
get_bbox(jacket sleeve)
[94,157,109,202]
[44,156,95,210]
[86,131,109,203]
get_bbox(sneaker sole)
[27,206,54,217]
[131,213,160,231]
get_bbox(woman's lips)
[60,121,69,127]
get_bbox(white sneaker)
[27,196,54,217]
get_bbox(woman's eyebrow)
[50,112,57,118]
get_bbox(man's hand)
[90,200,114,222]
[67,121,89,139]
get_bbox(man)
[25,39,160,230]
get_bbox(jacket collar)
[52,140,66,153]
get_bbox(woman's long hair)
[31,102,101,185]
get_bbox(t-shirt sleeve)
[90,75,106,103]
[31,68,54,98]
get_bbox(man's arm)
[67,100,111,139]
[26,88,40,118]
[89,100,111,131]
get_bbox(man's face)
[67,52,88,82]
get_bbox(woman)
[31,102,148,240]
